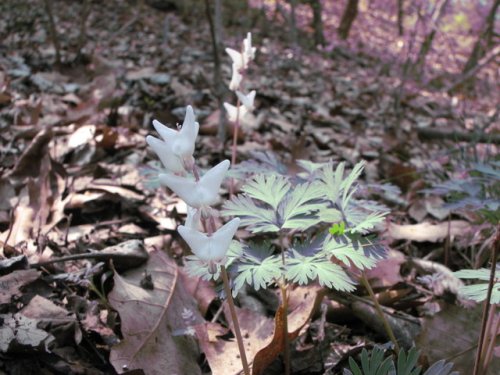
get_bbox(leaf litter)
[0,0,498,374]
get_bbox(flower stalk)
[147,104,249,373]
[225,32,257,196]
[221,265,250,375]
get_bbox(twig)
[220,265,250,375]
[482,305,500,373]
[447,44,500,93]
[473,226,499,375]
[360,272,401,354]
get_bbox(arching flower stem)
[221,264,250,375]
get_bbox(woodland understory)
[0,0,499,374]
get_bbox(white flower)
[229,63,243,91]
[224,102,248,122]
[226,48,246,72]
[159,159,230,208]
[243,32,256,62]
[236,90,256,111]
[178,217,240,263]
[226,32,256,71]
[146,105,199,173]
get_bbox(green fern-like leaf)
[345,347,458,375]
[341,161,366,210]
[323,235,377,270]
[278,182,327,230]
[319,208,343,223]
[329,221,346,235]
[395,347,421,375]
[344,347,394,375]
[348,211,388,234]
[320,161,345,203]
[242,174,291,210]
[454,266,500,303]
[286,249,356,291]
[222,195,279,233]
[231,243,282,292]
[296,159,329,177]
[223,176,326,233]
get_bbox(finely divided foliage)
[232,242,283,292]
[345,347,458,375]
[222,161,389,292]
[454,266,500,304]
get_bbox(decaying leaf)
[0,269,40,305]
[0,313,55,353]
[386,221,470,243]
[108,248,201,375]
[252,286,323,375]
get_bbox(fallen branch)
[447,44,500,93]
[417,127,500,144]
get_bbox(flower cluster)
[147,106,240,272]
[224,32,256,122]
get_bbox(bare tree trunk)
[204,0,228,143]
[412,0,449,77]
[75,0,91,63]
[307,0,325,46]
[462,0,499,75]
[289,0,299,47]
[338,0,359,40]
[42,0,61,66]
[215,0,223,52]
[397,0,404,36]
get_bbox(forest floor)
[0,1,499,374]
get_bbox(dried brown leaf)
[108,249,201,375]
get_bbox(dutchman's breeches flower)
[146,105,199,173]
[236,90,256,111]
[226,32,256,72]
[224,102,248,123]
[159,159,230,209]
[178,217,240,264]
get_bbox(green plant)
[221,160,388,294]
[425,161,500,225]
[454,264,500,304]
[344,347,458,375]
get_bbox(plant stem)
[278,234,290,375]
[221,265,250,375]
[280,282,291,375]
[473,227,499,375]
[229,98,241,197]
[360,272,400,354]
[482,305,499,373]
